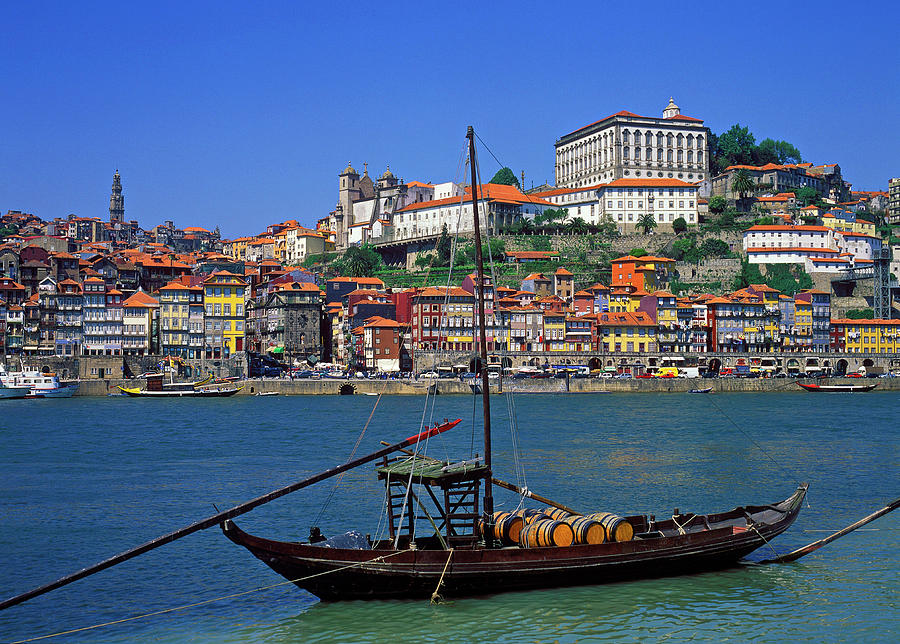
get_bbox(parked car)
[419,371,439,378]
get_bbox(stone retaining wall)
[80,375,900,396]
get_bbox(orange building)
[610,255,675,292]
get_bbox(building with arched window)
[554,98,709,190]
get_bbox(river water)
[0,392,897,642]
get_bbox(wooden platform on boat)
[375,456,488,486]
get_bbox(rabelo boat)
[222,128,808,601]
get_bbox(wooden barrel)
[544,507,573,521]
[589,512,634,542]
[565,516,605,545]
[520,519,575,548]
[478,512,524,545]
[493,512,524,545]
[516,508,549,525]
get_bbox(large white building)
[555,98,710,189]
[392,183,554,241]
[742,224,881,272]
[532,178,700,233]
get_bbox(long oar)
[380,441,580,515]
[0,419,461,612]
[762,495,900,564]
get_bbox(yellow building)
[222,236,253,261]
[833,318,900,353]
[203,271,248,358]
[596,311,657,353]
[542,310,566,351]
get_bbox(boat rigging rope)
[8,550,411,644]
[471,134,530,502]
[430,548,454,604]
[313,385,385,525]
[700,394,806,497]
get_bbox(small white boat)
[255,391,280,397]
[0,364,78,398]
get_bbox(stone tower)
[109,170,124,224]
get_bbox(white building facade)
[533,178,700,233]
[743,224,880,272]
[555,98,710,189]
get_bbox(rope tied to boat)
[8,549,411,644]
[430,548,454,605]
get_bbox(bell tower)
[109,170,124,224]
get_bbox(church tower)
[109,170,124,224]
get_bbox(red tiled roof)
[745,225,831,232]
[563,109,704,137]
[123,291,159,307]
[595,311,656,326]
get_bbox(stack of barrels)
[480,507,633,548]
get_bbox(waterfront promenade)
[77,375,900,396]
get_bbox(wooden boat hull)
[797,383,877,393]
[117,386,243,397]
[223,485,806,601]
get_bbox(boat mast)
[467,125,493,522]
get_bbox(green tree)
[490,167,520,188]
[732,258,765,290]
[630,248,648,257]
[457,238,506,265]
[846,308,874,319]
[414,252,435,269]
[716,124,756,169]
[535,208,568,232]
[637,212,657,234]
[796,186,820,207]
[757,138,802,164]
[672,238,702,263]
[341,243,383,277]
[597,213,619,238]
[730,169,755,201]
[672,217,688,234]
[566,217,590,235]
[700,238,730,258]
[708,195,727,214]
[434,224,452,266]
[763,264,812,295]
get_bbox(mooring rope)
[9,549,410,644]
[430,548,454,604]
[700,393,805,495]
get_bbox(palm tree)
[637,212,657,235]
[731,169,755,206]
[566,218,590,235]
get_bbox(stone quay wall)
[76,374,900,396]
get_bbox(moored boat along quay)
[79,375,900,396]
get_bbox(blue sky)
[2,1,898,240]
